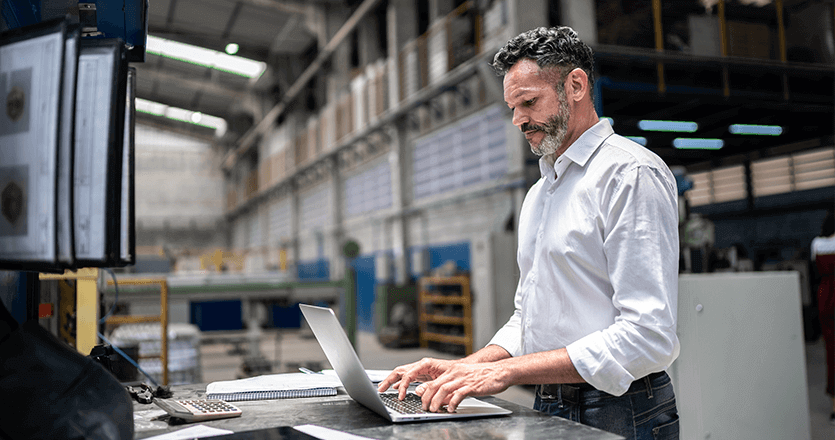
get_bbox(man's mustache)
[521,122,547,132]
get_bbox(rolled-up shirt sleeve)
[487,282,524,357]
[566,164,680,396]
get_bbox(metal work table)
[134,384,623,439]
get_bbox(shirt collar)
[539,119,614,179]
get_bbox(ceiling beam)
[640,98,702,121]
[147,22,310,59]
[136,67,250,101]
[221,2,245,39]
[225,0,310,15]
[148,23,269,53]
[270,15,302,54]
[166,0,179,26]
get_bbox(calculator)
[154,398,243,422]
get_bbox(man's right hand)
[376,357,456,400]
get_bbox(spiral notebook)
[206,372,341,402]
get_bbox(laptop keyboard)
[379,392,429,414]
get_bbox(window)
[752,157,790,197]
[343,159,392,218]
[688,147,835,207]
[793,148,835,191]
[752,147,835,196]
[269,198,292,244]
[299,185,331,235]
[685,164,746,207]
[412,105,507,200]
[248,212,262,249]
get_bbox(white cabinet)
[671,272,810,440]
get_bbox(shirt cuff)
[486,326,521,358]
[566,331,636,396]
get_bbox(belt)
[538,371,666,405]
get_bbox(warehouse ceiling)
[129,0,379,143]
[2,0,829,170]
[19,0,825,170]
[593,46,835,170]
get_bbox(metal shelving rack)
[418,275,473,355]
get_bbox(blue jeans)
[534,372,679,440]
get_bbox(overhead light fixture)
[146,35,265,79]
[673,138,724,150]
[136,98,227,137]
[728,124,782,136]
[626,136,647,146]
[135,99,166,116]
[225,43,239,55]
[639,120,698,133]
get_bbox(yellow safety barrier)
[40,271,171,385]
[105,278,169,386]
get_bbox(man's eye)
[525,98,536,106]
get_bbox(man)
[377,26,681,440]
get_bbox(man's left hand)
[415,361,511,413]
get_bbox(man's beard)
[523,92,570,157]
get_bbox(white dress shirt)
[488,119,681,396]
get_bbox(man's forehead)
[505,58,542,78]
[503,62,555,97]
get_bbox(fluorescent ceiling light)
[639,120,698,133]
[146,35,265,79]
[626,136,647,146]
[136,98,227,137]
[673,138,724,150]
[728,124,782,136]
[225,43,239,55]
[136,99,166,116]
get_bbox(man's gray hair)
[491,26,595,93]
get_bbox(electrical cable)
[97,330,160,388]
[96,269,160,387]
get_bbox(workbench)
[133,384,624,439]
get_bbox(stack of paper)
[206,373,342,402]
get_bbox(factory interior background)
[1,0,834,439]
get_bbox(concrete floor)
[197,327,833,440]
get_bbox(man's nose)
[511,109,528,129]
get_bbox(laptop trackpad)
[401,398,506,415]
[454,398,508,414]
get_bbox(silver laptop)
[299,304,512,423]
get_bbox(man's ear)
[565,68,588,102]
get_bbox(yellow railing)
[104,277,170,385]
[38,272,169,385]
